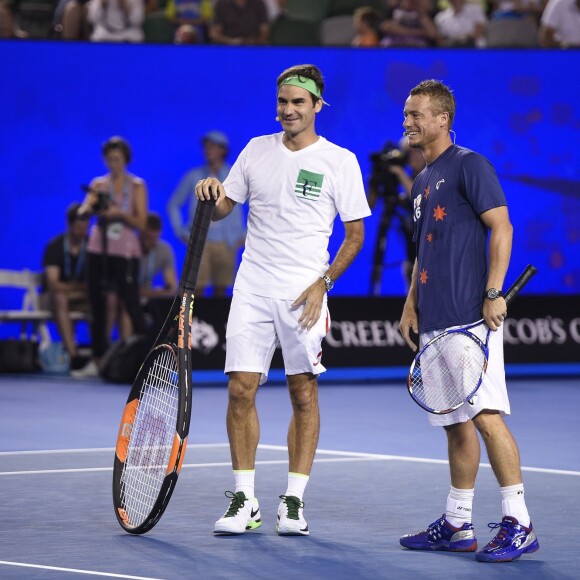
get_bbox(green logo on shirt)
[295,169,324,201]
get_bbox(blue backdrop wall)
[1,42,579,302]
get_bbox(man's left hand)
[292,279,326,331]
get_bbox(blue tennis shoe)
[475,516,539,562]
[400,515,477,552]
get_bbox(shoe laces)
[427,516,446,539]
[223,491,246,517]
[486,519,515,547]
[279,495,303,520]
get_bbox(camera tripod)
[369,193,414,296]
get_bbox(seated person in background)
[53,0,90,39]
[381,0,437,47]
[539,0,580,47]
[138,212,177,302]
[352,5,383,47]
[167,130,246,297]
[435,0,487,46]
[489,0,546,21]
[42,202,90,370]
[87,0,145,42]
[165,0,212,42]
[119,212,178,336]
[174,22,199,42]
[0,0,28,37]
[210,0,269,45]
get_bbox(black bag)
[100,335,152,384]
[0,339,40,373]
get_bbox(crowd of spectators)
[38,131,245,377]
[1,0,578,47]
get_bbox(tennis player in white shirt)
[196,63,371,537]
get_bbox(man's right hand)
[195,177,226,206]
[399,303,419,352]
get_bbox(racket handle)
[180,199,216,291]
[504,264,538,306]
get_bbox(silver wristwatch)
[322,275,334,292]
[485,288,503,300]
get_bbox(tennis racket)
[112,199,215,534]
[407,264,537,415]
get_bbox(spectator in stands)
[174,22,199,42]
[73,136,148,379]
[119,212,178,336]
[262,0,282,21]
[380,0,437,47]
[489,0,546,22]
[435,0,487,46]
[86,0,145,42]
[42,202,90,370]
[137,212,178,304]
[0,0,27,37]
[165,0,212,42]
[352,5,383,47]
[210,0,269,45]
[539,0,580,46]
[53,0,90,39]
[167,130,246,296]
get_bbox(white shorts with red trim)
[420,323,511,427]
[225,288,330,385]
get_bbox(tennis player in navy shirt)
[398,80,539,563]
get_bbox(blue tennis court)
[1,373,578,579]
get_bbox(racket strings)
[120,347,179,527]
[410,332,486,413]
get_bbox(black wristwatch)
[485,288,503,300]
[322,275,334,292]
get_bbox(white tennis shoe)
[276,495,309,536]
[213,491,262,535]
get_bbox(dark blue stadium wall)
[1,42,579,304]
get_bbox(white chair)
[0,269,52,344]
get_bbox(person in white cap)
[167,130,246,296]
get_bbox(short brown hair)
[146,212,162,231]
[277,64,325,106]
[409,80,456,129]
[102,136,132,164]
[66,202,87,224]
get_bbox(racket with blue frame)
[407,264,537,415]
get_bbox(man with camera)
[368,137,425,294]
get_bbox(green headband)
[279,76,330,106]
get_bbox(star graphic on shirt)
[433,204,447,221]
[420,268,428,284]
[426,232,433,242]
[424,186,430,199]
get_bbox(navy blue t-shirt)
[412,145,506,332]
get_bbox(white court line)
[1,443,579,477]
[0,443,230,456]
[0,560,162,579]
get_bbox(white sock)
[285,472,309,501]
[233,469,255,499]
[500,483,530,527]
[445,486,474,528]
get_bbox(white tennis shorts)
[420,323,510,427]
[225,288,330,385]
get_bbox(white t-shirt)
[541,0,580,45]
[224,132,371,300]
[435,4,486,41]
